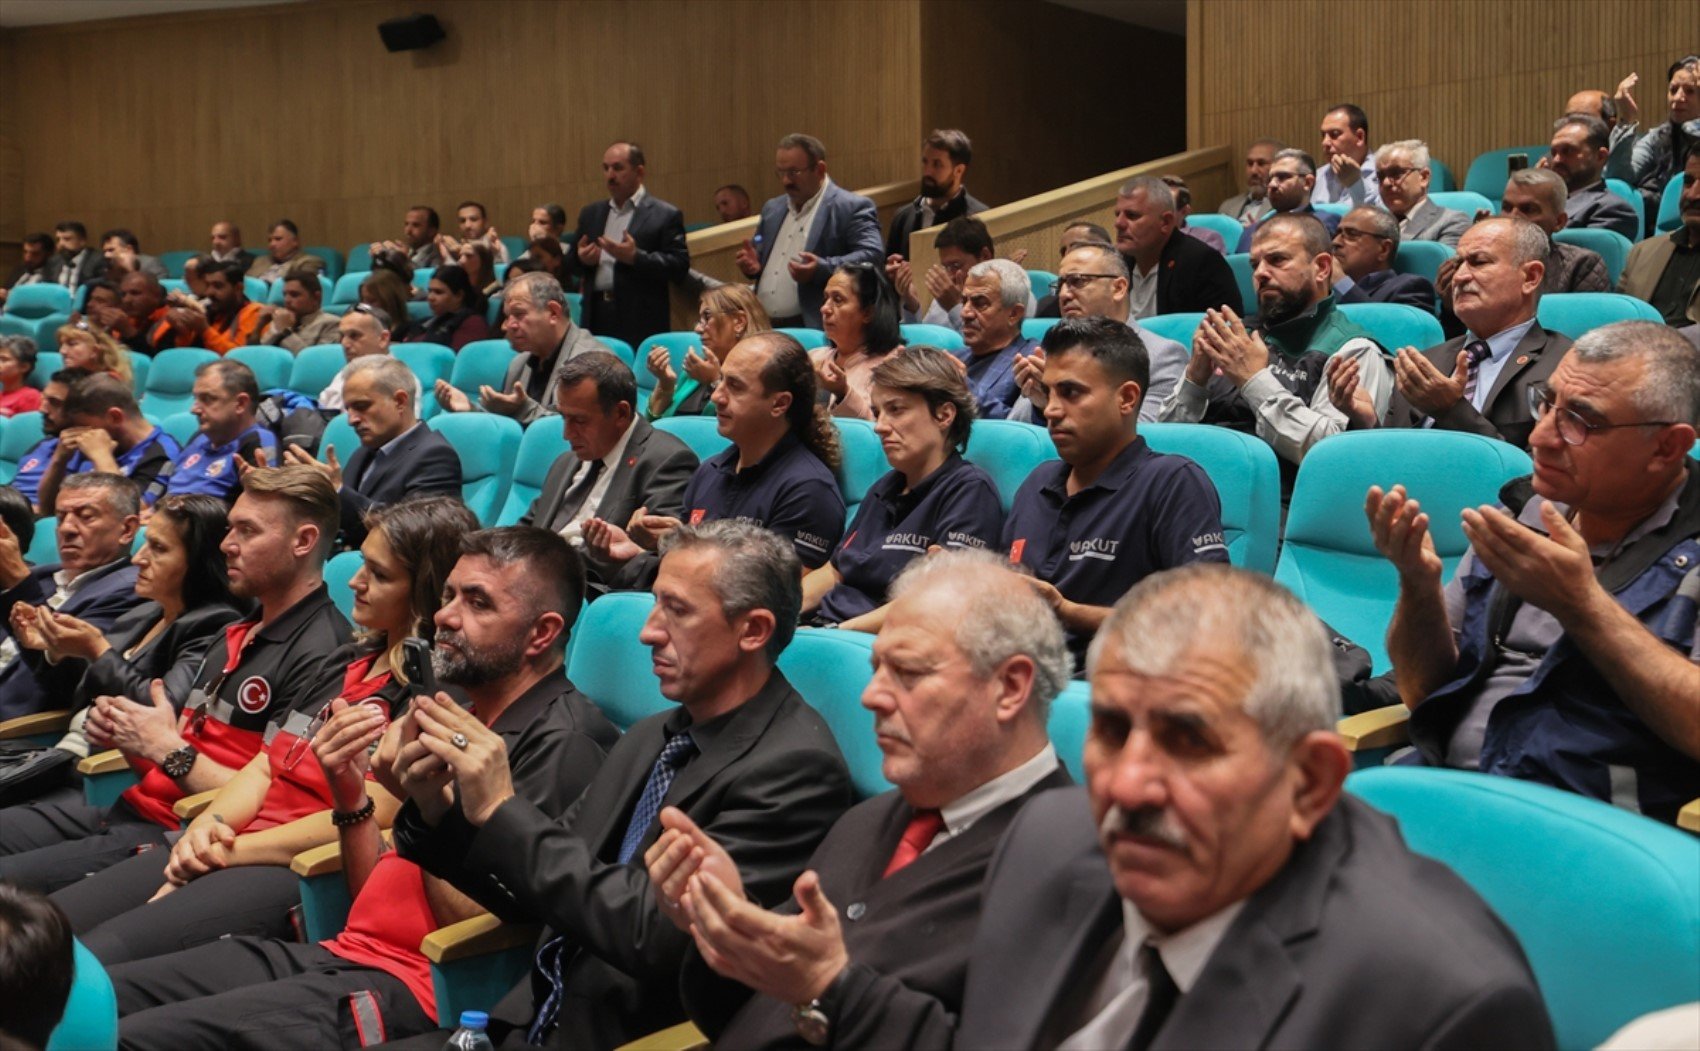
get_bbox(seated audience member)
[1163,174,1227,254]
[739,133,885,329]
[370,205,442,271]
[370,246,417,290]
[79,280,123,330]
[1621,145,1700,326]
[1548,114,1642,240]
[56,319,132,386]
[257,273,339,352]
[43,221,102,292]
[590,332,846,577]
[886,128,987,260]
[107,527,618,1049]
[1628,56,1700,230]
[208,221,255,273]
[438,199,510,265]
[1031,221,1115,318]
[0,468,347,893]
[10,368,93,509]
[153,360,277,503]
[952,260,1034,419]
[1332,206,1439,309]
[568,141,692,349]
[520,351,697,592]
[360,269,419,341]
[646,285,772,420]
[0,336,41,417]
[1564,77,1640,181]
[34,374,181,513]
[0,232,54,307]
[0,484,33,550]
[458,238,503,299]
[663,549,1072,1047]
[283,356,461,549]
[1376,139,1471,248]
[804,348,1003,628]
[1371,320,1699,824]
[0,884,75,1051]
[807,564,1551,1049]
[714,183,753,223]
[525,202,570,250]
[887,215,997,331]
[435,272,607,424]
[1115,175,1242,319]
[409,263,493,350]
[167,260,263,353]
[56,498,477,966]
[180,254,211,298]
[1314,102,1382,206]
[1009,317,1228,664]
[1161,213,1393,488]
[1011,244,1189,424]
[1495,170,1612,296]
[318,305,394,411]
[524,236,572,288]
[108,272,184,355]
[812,262,904,419]
[96,228,167,282]
[246,219,324,282]
[1235,149,1343,251]
[1218,137,1284,221]
[0,473,143,721]
[382,520,852,1049]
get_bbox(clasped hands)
[367,691,515,829]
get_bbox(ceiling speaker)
[378,14,445,53]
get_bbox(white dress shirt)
[1312,153,1380,207]
[1127,264,1160,320]
[596,185,647,292]
[925,744,1059,855]
[555,416,638,546]
[758,177,832,320]
[0,565,100,669]
[1421,318,1537,430]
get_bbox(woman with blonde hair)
[57,320,132,387]
[644,284,772,420]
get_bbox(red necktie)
[883,808,945,877]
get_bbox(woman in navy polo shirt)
[811,262,904,421]
[804,346,1004,629]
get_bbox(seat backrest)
[331,272,366,306]
[1139,311,1205,350]
[1273,430,1531,671]
[243,276,269,305]
[160,411,200,445]
[496,418,571,526]
[227,345,294,392]
[499,235,527,261]
[776,327,830,350]
[1604,178,1646,235]
[28,514,59,564]
[1023,268,1059,300]
[140,348,218,418]
[1184,214,1243,245]
[832,418,887,524]
[127,354,150,401]
[392,343,457,408]
[304,246,345,282]
[1225,253,1256,315]
[1552,227,1632,287]
[319,413,359,465]
[1048,680,1092,781]
[412,267,436,296]
[1347,767,1700,1050]
[485,293,504,327]
[323,549,364,622]
[633,332,699,396]
[1391,240,1454,285]
[1656,174,1683,233]
[1337,301,1445,351]
[46,940,118,1051]
[1536,292,1663,340]
[345,243,373,274]
[2,284,71,319]
[450,339,518,400]
[29,350,64,390]
[565,292,583,325]
[158,249,196,279]
[597,336,635,368]
[1428,190,1496,218]
[426,412,522,525]
[1020,316,1061,343]
[1142,422,1280,575]
[288,343,346,398]
[1462,145,1550,201]
[32,313,71,353]
[963,418,1058,513]
[1428,156,1456,192]
[899,323,965,353]
[776,628,890,799]
[652,415,732,462]
[566,591,673,730]
[0,411,44,484]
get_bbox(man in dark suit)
[518,351,697,591]
[567,142,690,349]
[387,520,854,1049]
[787,564,1553,1050]
[1233,149,1342,253]
[1115,176,1242,320]
[1332,205,1439,311]
[42,221,103,293]
[737,133,885,329]
[885,128,988,260]
[0,472,141,720]
[284,356,462,548]
[654,549,1073,1049]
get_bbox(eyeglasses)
[696,309,724,325]
[1265,171,1304,184]
[1050,273,1121,293]
[1335,226,1391,242]
[1377,167,1420,182]
[1526,384,1678,446]
[941,259,972,275]
[775,167,812,180]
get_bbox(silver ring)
[451,732,469,750]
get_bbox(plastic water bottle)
[443,1011,495,1051]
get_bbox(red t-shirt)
[0,386,42,417]
[325,853,442,1021]
[246,656,394,834]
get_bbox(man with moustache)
[567,142,691,349]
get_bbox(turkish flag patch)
[237,675,272,714]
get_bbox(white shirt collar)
[1121,896,1247,993]
[938,744,1060,840]
[610,184,648,214]
[599,415,640,470]
[790,176,833,219]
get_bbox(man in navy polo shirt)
[151,359,277,505]
[34,374,181,513]
[1004,316,1228,665]
[955,259,1033,420]
[12,368,94,512]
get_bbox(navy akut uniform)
[149,423,278,504]
[816,453,1004,624]
[682,431,845,569]
[1003,435,1229,663]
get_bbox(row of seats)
[1463,145,1688,234]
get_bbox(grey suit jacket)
[1621,229,1700,326]
[1564,182,1641,242]
[1216,191,1264,221]
[1402,196,1472,248]
[1412,325,1571,450]
[755,182,885,327]
[494,324,610,425]
[827,786,1552,1051]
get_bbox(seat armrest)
[77,749,130,776]
[420,914,541,964]
[288,830,391,877]
[173,789,220,823]
[615,1022,711,1051]
[1679,799,1700,834]
[1337,705,1412,751]
[0,709,72,741]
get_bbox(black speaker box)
[378,14,445,53]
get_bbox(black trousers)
[113,936,433,1051]
[0,791,168,893]
[52,848,300,966]
[371,976,542,1050]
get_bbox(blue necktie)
[527,731,696,1045]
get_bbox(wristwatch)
[791,969,848,1047]
[161,744,199,779]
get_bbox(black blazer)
[73,600,247,708]
[1405,325,1571,450]
[336,424,463,547]
[885,189,988,259]
[42,249,103,290]
[0,559,141,720]
[682,763,1073,1048]
[827,786,1552,1051]
[1154,229,1243,316]
[1341,269,1439,312]
[567,194,690,348]
[393,669,854,1050]
[518,419,698,589]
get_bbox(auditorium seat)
[1338,301,1446,351]
[652,415,731,462]
[0,283,71,318]
[288,343,346,398]
[566,591,670,729]
[0,314,34,341]
[45,940,118,1051]
[566,292,583,325]
[598,336,636,369]
[26,514,58,564]
[1023,268,1060,299]
[1183,214,1242,246]
[633,332,698,396]
[227,345,294,392]
[305,246,345,282]
[330,272,366,308]
[319,413,358,466]
[1048,679,1091,780]
[1020,317,1061,342]
[425,412,522,526]
[1139,311,1204,349]
[412,267,436,294]
[1143,422,1280,575]
[1346,767,1700,1050]
[485,293,503,327]
[1225,253,1256,314]
[1553,227,1632,287]
[160,411,200,446]
[405,301,432,324]
[449,339,518,401]
[1535,292,1662,340]
[30,351,64,391]
[1655,175,1683,234]
[500,235,527,261]
[1391,240,1453,285]
[1428,157,1457,193]
[140,348,218,419]
[963,418,1057,513]
[777,627,889,798]
[776,327,829,350]
[345,243,372,274]
[1605,178,1646,237]
[0,411,44,485]
[832,417,887,524]
[158,250,196,279]
[900,323,966,352]
[495,418,570,526]
[1427,190,1496,218]
[31,314,71,352]
[323,549,363,622]
[392,343,456,419]
[242,276,268,305]
[1273,430,1532,672]
[1311,202,1350,218]
[1462,145,1550,202]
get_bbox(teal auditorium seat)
[1023,268,1059,299]
[330,272,366,307]
[1655,174,1683,234]
[1020,317,1061,342]
[565,591,671,730]
[1183,214,1242,246]
[1143,423,1280,575]
[22,313,70,350]
[27,515,58,564]
[1225,253,1256,315]
[242,277,268,305]
[900,323,965,352]
[1604,178,1645,238]
[1553,227,1632,287]
[305,246,345,282]
[1535,292,1662,340]
[777,628,889,798]
[30,350,64,390]
[1139,311,1204,349]
[485,293,504,327]
[1273,430,1532,673]
[776,327,829,350]
[633,332,698,396]
[129,355,149,400]
[412,267,436,295]
[0,314,35,341]
[1347,767,1700,1050]
[227,345,294,392]
[1428,157,1456,192]
[405,301,432,324]
[597,336,635,368]
[963,418,1057,513]
[832,418,887,525]
[1,283,72,318]
[496,419,570,526]
[451,339,518,401]
[1391,239,1453,285]
[426,412,521,526]
[1338,301,1445,351]
[345,243,372,274]
[652,415,731,461]
[324,549,363,622]
[288,343,346,399]
[160,411,200,445]
[319,414,359,466]
[158,249,196,279]
[500,235,527,261]
[392,343,456,419]
[1427,190,1496,219]
[0,411,44,484]
[46,939,118,1051]
[1462,145,1550,202]
[140,348,218,419]
[1048,679,1091,781]
[1311,202,1349,218]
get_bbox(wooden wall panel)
[0,0,922,256]
[1189,0,1695,204]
